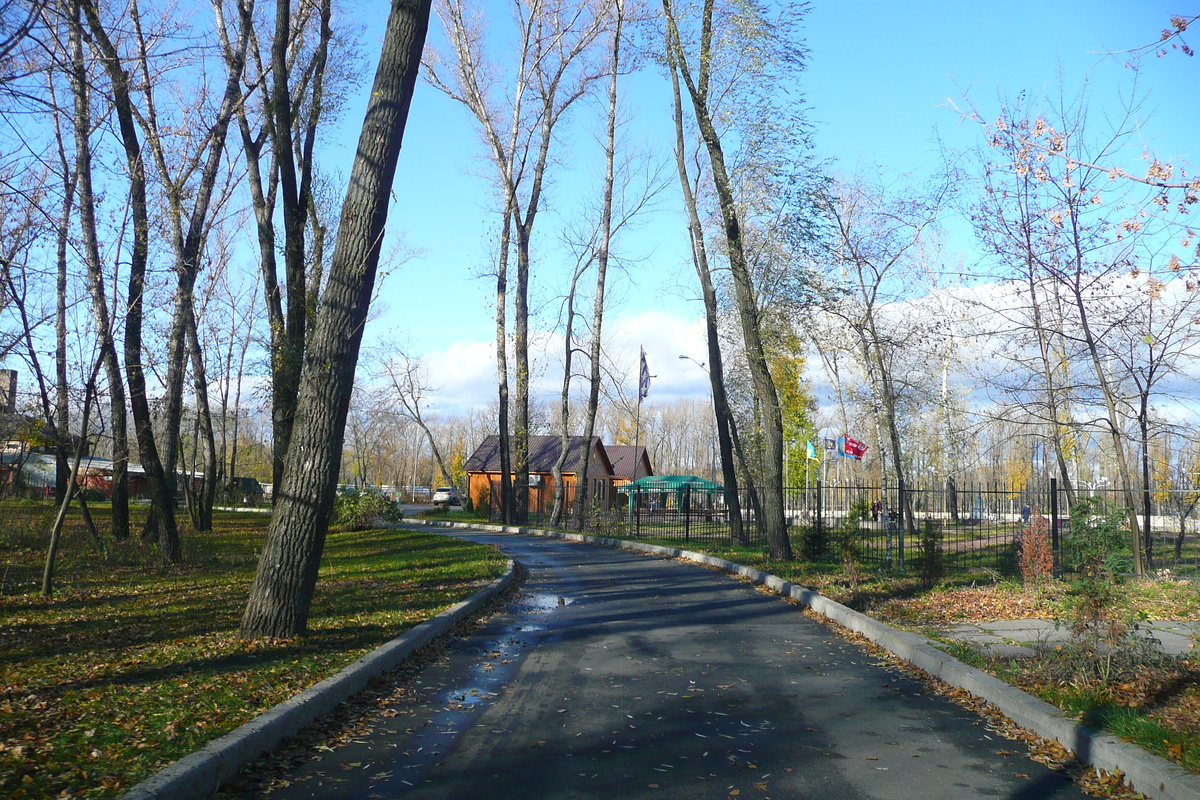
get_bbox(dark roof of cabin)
[464,435,612,476]
[605,445,652,480]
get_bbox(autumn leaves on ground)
[2,504,1198,800]
[0,505,507,800]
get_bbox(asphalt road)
[235,528,1087,800]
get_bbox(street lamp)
[678,354,707,372]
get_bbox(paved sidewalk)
[940,619,1199,657]
[130,522,1200,800]
[229,530,1092,800]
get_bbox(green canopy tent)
[622,475,725,517]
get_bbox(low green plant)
[915,520,945,586]
[1061,496,1136,680]
[834,496,871,587]
[332,487,402,531]
[474,484,492,519]
[798,523,827,561]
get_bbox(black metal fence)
[482,479,1200,578]
[799,481,1200,577]
[792,481,1055,576]
[489,479,1200,578]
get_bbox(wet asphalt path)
[245,529,1086,799]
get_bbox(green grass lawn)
[0,502,507,800]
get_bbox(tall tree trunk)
[240,0,432,638]
[43,350,106,596]
[495,206,513,523]
[64,7,130,538]
[1065,233,1144,575]
[572,0,623,530]
[53,120,74,508]
[1019,201,1076,509]
[269,0,310,495]
[551,264,585,527]
[665,34,744,543]
[80,0,181,562]
[1139,381,1154,568]
[512,225,531,523]
[230,0,332,500]
[186,309,217,530]
[135,0,247,536]
[664,0,788,557]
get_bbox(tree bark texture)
[572,0,622,530]
[240,0,432,638]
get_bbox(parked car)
[432,486,460,505]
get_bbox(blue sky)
[339,0,1196,416]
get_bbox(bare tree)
[660,0,811,558]
[1099,273,1200,566]
[819,171,951,537]
[565,0,624,528]
[240,0,431,638]
[79,0,182,561]
[972,124,1083,509]
[974,85,1194,574]
[59,0,132,536]
[426,0,611,523]
[664,45,744,540]
[225,0,352,496]
[381,349,464,503]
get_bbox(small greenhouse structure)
[622,475,725,516]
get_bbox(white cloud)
[417,308,714,416]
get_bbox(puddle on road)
[523,592,575,612]
[390,588,581,790]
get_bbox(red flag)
[843,435,868,460]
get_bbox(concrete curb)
[411,518,1200,800]
[118,559,516,800]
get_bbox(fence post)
[684,486,691,542]
[897,477,906,568]
[1050,477,1060,573]
[816,479,823,547]
[635,488,641,538]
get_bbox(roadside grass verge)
[411,506,487,523]
[0,503,507,800]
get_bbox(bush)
[1062,496,1134,673]
[798,523,827,561]
[76,487,106,503]
[834,496,870,586]
[473,484,491,519]
[1018,507,1055,584]
[332,487,402,531]
[1063,497,1133,577]
[915,520,944,586]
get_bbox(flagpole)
[635,346,651,451]
[635,391,642,451]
